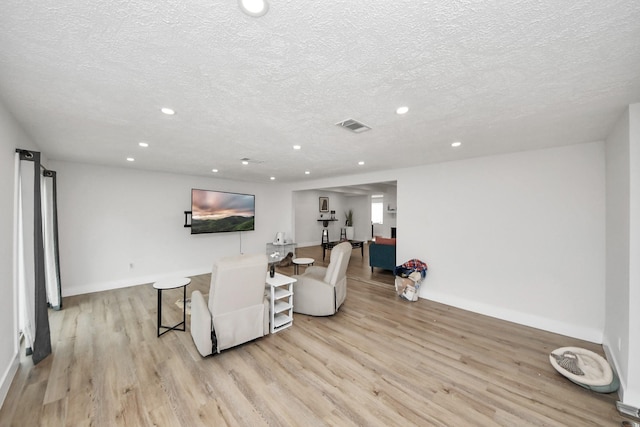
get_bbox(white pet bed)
[549,346,619,393]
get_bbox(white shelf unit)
[265,272,296,334]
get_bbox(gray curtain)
[16,149,52,364]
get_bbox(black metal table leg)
[182,283,186,332]
[155,280,189,337]
[157,288,162,337]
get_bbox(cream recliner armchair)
[293,241,352,316]
[190,253,269,357]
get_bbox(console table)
[322,240,364,261]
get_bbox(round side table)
[292,257,315,274]
[153,277,191,337]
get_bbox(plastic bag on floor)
[394,276,419,301]
[394,259,428,302]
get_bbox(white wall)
[398,142,606,342]
[628,103,640,408]
[604,108,631,398]
[293,190,369,246]
[604,103,640,408]
[287,142,606,343]
[49,160,291,296]
[344,195,370,241]
[293,190,344,246]
[0,98,40,409]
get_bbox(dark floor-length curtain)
[16,149,52,364]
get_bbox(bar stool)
[340,228,347,240]
[321,229,329,244]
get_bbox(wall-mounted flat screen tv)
[191,189,255,234]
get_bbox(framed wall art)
[319,197,329,213]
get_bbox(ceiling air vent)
[240,157,264,164]
[336,118,371,133]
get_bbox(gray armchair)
[293,242,352,316]
[190,253,269,356]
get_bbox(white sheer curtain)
[13,152,35,353]
[14,149,54,363]
[41,172,61,309]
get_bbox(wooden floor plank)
[0,244,629,426]
[40,397,66,427]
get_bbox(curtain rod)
[16,148,54,174]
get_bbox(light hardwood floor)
[0,244,628,426]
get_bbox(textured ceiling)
[1,1,639,183]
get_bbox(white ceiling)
[1,1,639,183]
[319,181,397,197]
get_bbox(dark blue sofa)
[369,240,396,272]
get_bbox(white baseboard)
[617,401,640,420]
[0,352,19,411]
[296,241,321,248]
[421,289,603,343]
[602,342,626,402]
[62,267,211,297]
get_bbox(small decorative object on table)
[267,242,297,277]
[277,252,294,267]
[344,209,354,240]
[269,251,280,277]
[344,209,353,227]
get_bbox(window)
[371,201,383,224]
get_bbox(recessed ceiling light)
[305,171,310,175]
[211,168,219,173]
[358,161,365,166]
[126,157,135,162]
[293,145,301,150]
[396,106,409,115]
[138,142,149,148]
[238,0,269,17]
[270,176,276,180]
[161,107,175,115]
[242,160,249,165]
[451,141,462,148]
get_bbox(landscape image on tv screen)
[191,189,255,234]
